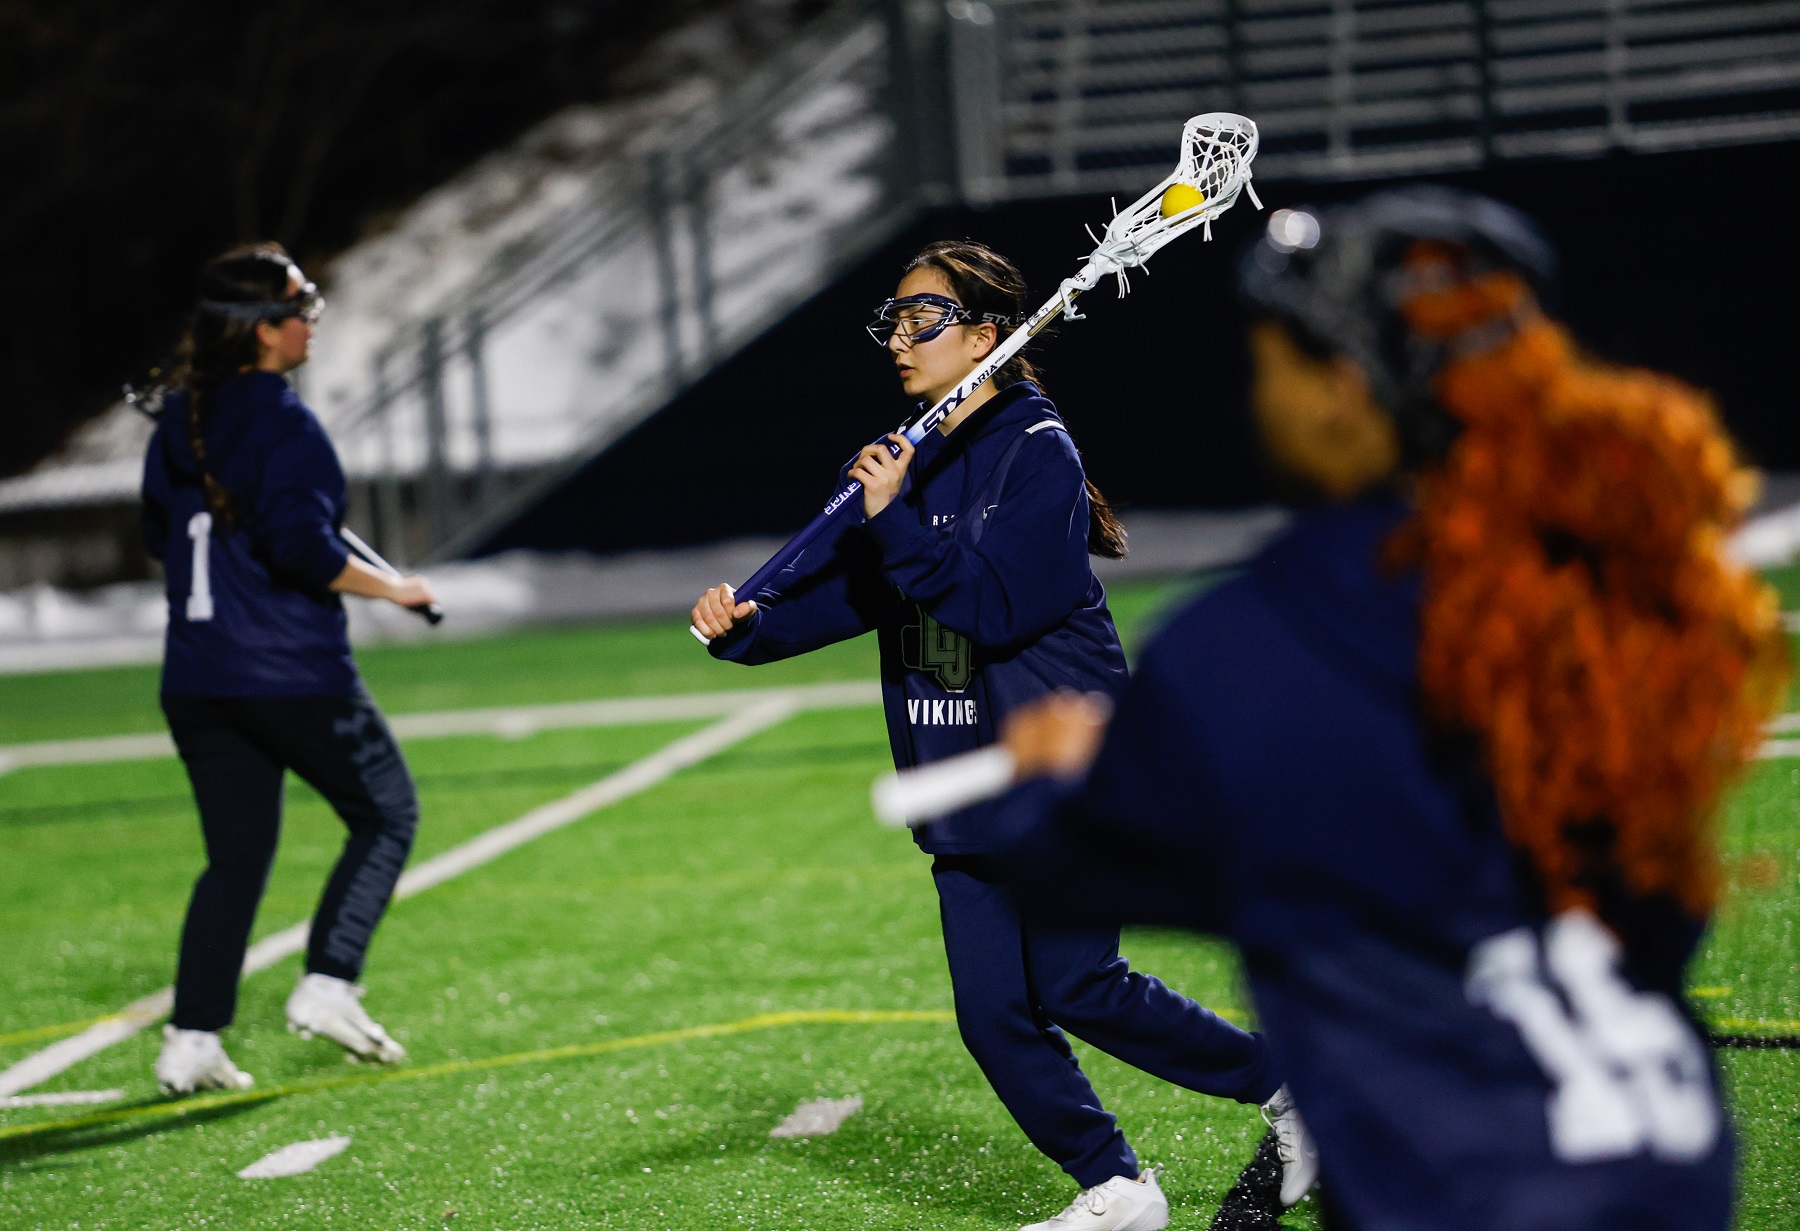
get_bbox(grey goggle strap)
[198,264,324,324]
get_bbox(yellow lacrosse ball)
[1159,183,1206,218]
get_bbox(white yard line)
[389,695,798,900]
[6,687,1793,771]
[0,1089,126,1108]
[769,1094,863,1137]
[1759,711,1800,757]
[0,1087,128,1108]
[0,991,175,1100]
[0,680,879,776]
[0,690,851,1099]
[0,732,176,775]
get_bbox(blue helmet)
[1239,185,1557,461]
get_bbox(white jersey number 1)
[186,511,215,622]
[1466,908,1718,1165]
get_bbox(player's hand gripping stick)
[690,112,1262,646]
[341,527,444,625]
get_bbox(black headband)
[197,263,321,323]
[197,298,300,321]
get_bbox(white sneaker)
[286,973,407,1062]
[155,1025,254,1095]
[1021,1171,1170,1231]
[1260,1086,1319,1205]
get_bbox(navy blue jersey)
[711,382,1128,853]
[996,496,1732,1230]
[141,373,355,696]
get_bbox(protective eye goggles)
[866,292,1019,347]
[198,265,325,325]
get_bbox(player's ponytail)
[1082,478,1128,560]
[905,239,1128,559]
[170,242,295,532]
[1392,245,1786,924]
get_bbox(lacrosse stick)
[872,745,1016,828]
[341,527,444,625]
[692,112,1261,644]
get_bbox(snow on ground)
[0,509,1290,674]
[7,495,1800,676]
[0,1,897,514]
[325,20,897,485]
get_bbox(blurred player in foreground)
[141,243,436,1093]
[976,187,1785,1229]
[694,240,1313,1230]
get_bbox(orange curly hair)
[1392,246,1787,918]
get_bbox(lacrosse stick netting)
[1059,112,1263,308]
[691,113,1261,644]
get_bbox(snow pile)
[302,78,719,428]
[0,509,1292,674]
[317,11,897,491]
[0,0,900,524]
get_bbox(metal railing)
[957,0,1800,198]
[333,0,927,564]
[331,0,1800,564]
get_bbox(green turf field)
[0,576,1794,1230]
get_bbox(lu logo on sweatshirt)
[902,607,972,692]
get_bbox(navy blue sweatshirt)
[141,373,356,696]
[995,496,1731,1231]
[711,382,1128,853]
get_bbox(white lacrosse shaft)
[871,745,1017,828]
[692,113,1261,646]
[901,112,1263,444]
[341,526,444,625]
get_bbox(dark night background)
[6,1,1797,556]
[485,139,1800,554]
[0,0,821,478]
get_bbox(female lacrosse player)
[984,188,1781,1230]
[141,242,436,1094]
[693,239,1311,1231]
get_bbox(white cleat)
[1021,1171,1170,1231]
[285,973,407,1063]
[155,1025,254,1095]
[1261,1086,1320,1205]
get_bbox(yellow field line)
[1711,1016,1800,1034]
[2,999,1790,1146]
[0,1008,955,1143]
[0,1016,116,1049]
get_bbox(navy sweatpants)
[163,689,419,1032]
[933,855,1278,1189]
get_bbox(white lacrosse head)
[1078,113,1261,294]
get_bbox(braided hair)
[168,242,298,532]
[1241,187,1786,936]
